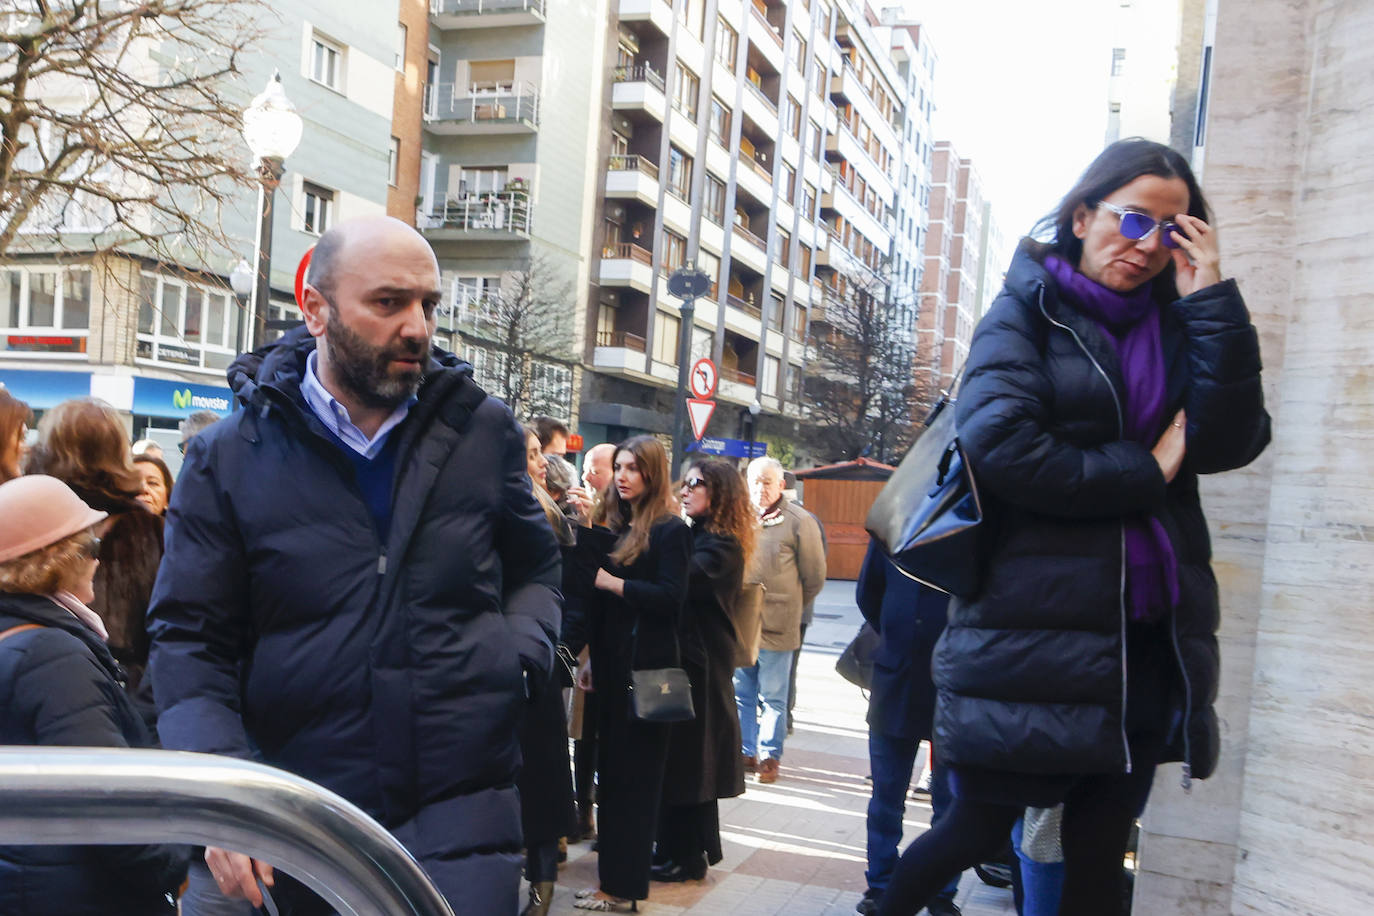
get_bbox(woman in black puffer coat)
[0,475,188,915]
[877,139,1270,916]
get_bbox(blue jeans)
[734,648,792,760]
[865,732,959,903]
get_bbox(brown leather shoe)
[758,757,780,783]
[743,754,757,773]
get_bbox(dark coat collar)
[0,592,123,682]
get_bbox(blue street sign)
[131,376,234,419]
[687,436,767,458]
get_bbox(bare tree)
[0,1,264,264]
[454,253,576,420]
[803,263,935,464]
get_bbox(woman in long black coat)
[575,436,691,912]
[878,139,1270,916]
[516,429,578,916]
[652,456,752,882]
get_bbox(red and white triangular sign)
[686,398,715,440]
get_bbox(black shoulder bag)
[865,367,983,596]
[628,619,695,723]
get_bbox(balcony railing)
[607,154,660,179]
[597,330,647,351]
[749,0,783,46]
[722,365,757,385]
[428,191,531,233]
[726,293,761,319]
[603,242,654,265]
[743,77,778,114]
[425,81,540,127]
[431,0,546,13]
[612,64,665,92]
[733,222,767,250]
[742,155,772,182]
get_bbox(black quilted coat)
[932,242,1270,785]
[0,593,187,915]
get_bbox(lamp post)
[228,258,253,354]
[241,71,303,350]
[747,399,761,457]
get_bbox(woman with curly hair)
[0,475,187,914]
[24,398,163,696]
[651,456,756,883]
[574,435,691,912]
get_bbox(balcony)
[599,242,656,293]
[597,330,646,351]
[721,365,757,386]
[593,329,650,374]
[726,292,761,320]
[617,0,674,37]
[422,191,531,239]
[424,82,540,134]
[605,155,660,206]
[429,0,546,28]
[611,65,667,122]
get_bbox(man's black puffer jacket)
[931,241,1270,784]
[0,593,187,915]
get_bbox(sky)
[903,0,1119,271]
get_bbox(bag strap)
[0,623,42,646]
[628,616,682,672]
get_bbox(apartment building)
[1104,0,1181,145]
[1,4,397,458]
[417,0,614,423]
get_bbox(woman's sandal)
[571,890,638,911]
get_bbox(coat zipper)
[1168,608,1194,791]
[1037,284,1133,775]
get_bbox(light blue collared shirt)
[301,350,416,459]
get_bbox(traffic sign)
[686,398,716,440]
[689,358,718,399]
[667,265,712,300]
[294,245,314,307]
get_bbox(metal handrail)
[0,747,454,916]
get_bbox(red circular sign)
[294,246,314,308]
[689,358,718,399]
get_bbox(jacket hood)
[226,325,475,411]
[1004,238,1056,303]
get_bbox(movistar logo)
[172,388,230,412]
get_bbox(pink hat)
[0,475,109,564]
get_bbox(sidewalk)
[540,580,1017,915]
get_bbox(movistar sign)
[132,377,234,418]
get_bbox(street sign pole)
[669,291,696,476]
[666,264,713,476]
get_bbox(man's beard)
[324,308,429,409]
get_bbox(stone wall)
[1134,1,1374,913]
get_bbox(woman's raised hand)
[1152,409,1188,483]
[1169,214,1222,296]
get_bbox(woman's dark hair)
[25,397,144,499]
[132,454,174,505]
[1036,138,1210,294]
[683,457,757,569]
[0,389,32,483]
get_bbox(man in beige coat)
[735,456,827,783]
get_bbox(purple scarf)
[1046,255,1179,622]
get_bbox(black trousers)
[575,690,599,826]
[656,800,723,867]
[875,765,1155,916]
[595,682,671,901]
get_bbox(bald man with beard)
[149,216,562,915]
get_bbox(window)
[708,97,731,145]
[763,355,781,396]
[457,167,508,196]
[667,147,692,200]
[134,272,237,370]
[303,182,334,235]
[802,181,816,219]
[1111,47,1125,77]
[673,63,699,119]
[774,228,790,267]
[798,244,812,276]
[661,230,687,275]
[0,266,92,354]
[704,174,727,224]
[716,19,738,72]
[793,31,807,74]
[780,163,796,202]
[791,303,806,339]
[388,137,400,187]
[697,249,720,295]
[310,33,344,90]
[810,123,824,158]
[395,22,407,71]
[445,275,501,327]
[677,0,705,40]
[468,59,516,91]
[653,311,681,365]
[784,96,802,139]
[815,62,827,98]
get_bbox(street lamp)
[746,399,761,455]
[228,258,253,354]
[241,70,303,350]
